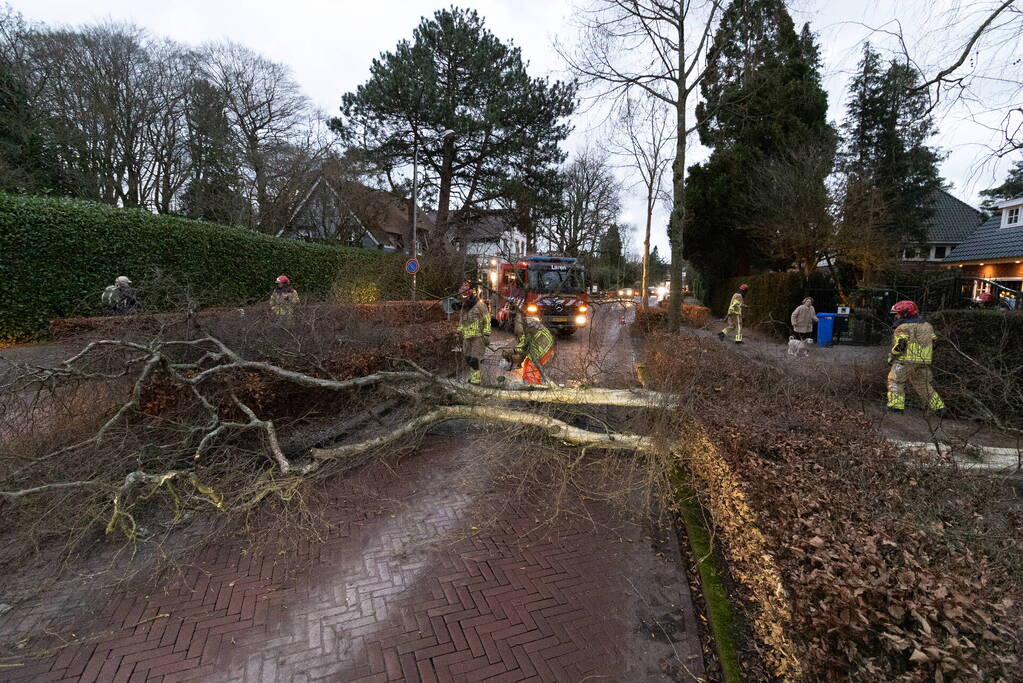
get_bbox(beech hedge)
[0,193,446,341]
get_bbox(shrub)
[634,304,710,332]
[710,272,838,337]
[929,309,1023,422]
[0,193,456,341]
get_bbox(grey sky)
[13,0,1019,256]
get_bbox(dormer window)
[1008,207,1021,226]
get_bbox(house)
[944,193,1023,302]
[438,209,528,265]
[899,189,986,265]
[280,176,433,253]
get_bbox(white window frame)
[1007,207,1021,226]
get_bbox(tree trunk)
[641,191,653,310]
[436,137,455,239]
[668,18,687,331]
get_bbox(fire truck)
[483,255,590,335]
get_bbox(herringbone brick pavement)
[0,437,704,682]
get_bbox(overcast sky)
[12,0,1020,255]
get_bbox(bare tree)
[537,150,622,257]
[202,41,310,231]
[605,96,676,308]
[884,0,1022,158]
[560,0,723,326]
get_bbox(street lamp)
[411,127,456,301]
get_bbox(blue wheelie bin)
[816,313,836,347]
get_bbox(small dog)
[787,336,811,357]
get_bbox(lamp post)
[410,127,455,302]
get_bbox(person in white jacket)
[790,297,815,340]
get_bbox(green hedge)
[930,310,1023,421]
[710,272,838,336]
[0,193,451,341]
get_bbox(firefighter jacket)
[728,292,744,316]
[515,320,554,363]
[458,297,491,359]
[890,318,936,365]
[270,286,299,315]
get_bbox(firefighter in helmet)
[270,275,300,315]
[456,281,491,384]
[886,300,945,413]
[719,283,749,344]
[510,304,555,386]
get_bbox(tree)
[334,7,576,244]
[606,96,675,308]
[647,245,668,284]
[536,151,621,258]
[180,78,247,225]
[839,43,944,247]
[685,2,833,288]
[979,158,1023,211]
[559,0,723,328]
[203,41,311,231]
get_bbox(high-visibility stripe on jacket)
[890,320,936,365]
[728,292,744,315]
[516,323,554,362]
[458,299,491,339]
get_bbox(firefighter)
[270,275,300,315]
[886,300,945,413]
[718,283,749,344]
[512,306,555,386]
[102,276,140,316]
[456,281,490,384]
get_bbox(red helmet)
[276,275,290,285]
[458,281,474,299]
[891,300,918,319]
[739,284,749,292]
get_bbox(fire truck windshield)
[528,268,585,294]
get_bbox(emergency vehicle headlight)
[525,303,539,314]
[575,315,587,326]
[578,305,588,313]
[617,289,624,296]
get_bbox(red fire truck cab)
[485,255,590,335]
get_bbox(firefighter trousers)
[522,349,554,385]
[722,314,742,342]
[886,362,944,411]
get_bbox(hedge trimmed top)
[0,193,414,341]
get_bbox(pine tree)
[334,7,576,240]
[685,0,833,284]
[839,43,944,246]
[979,159,1023,212]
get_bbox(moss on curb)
[673,472,744,682]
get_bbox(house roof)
[336,181,433,248]
[944,213,1023,263]
[925,189,985,244]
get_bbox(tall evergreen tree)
[979,159,1023,212]
[685,0,833,284]
[839,43,944,246]
[333,7,576,243]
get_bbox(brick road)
[0,433,704,683]
[1,306,704,682]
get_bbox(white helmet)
[115,276,131,286]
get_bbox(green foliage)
[978,158,1023,213]
[333,6,576,232]
[0,192,442,341]
[686,1,833,287]
[929,309,1023,421]
[839,44,944,245]
[710,272,837,334]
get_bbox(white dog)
[787,336,811,357]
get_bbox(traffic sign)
[405,258,420,275]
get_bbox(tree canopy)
[979,158,1023,212]
[333,7,576,242]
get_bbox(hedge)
[0,193,453,341]
[709,272,838,336]
[929,309,1023,421]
